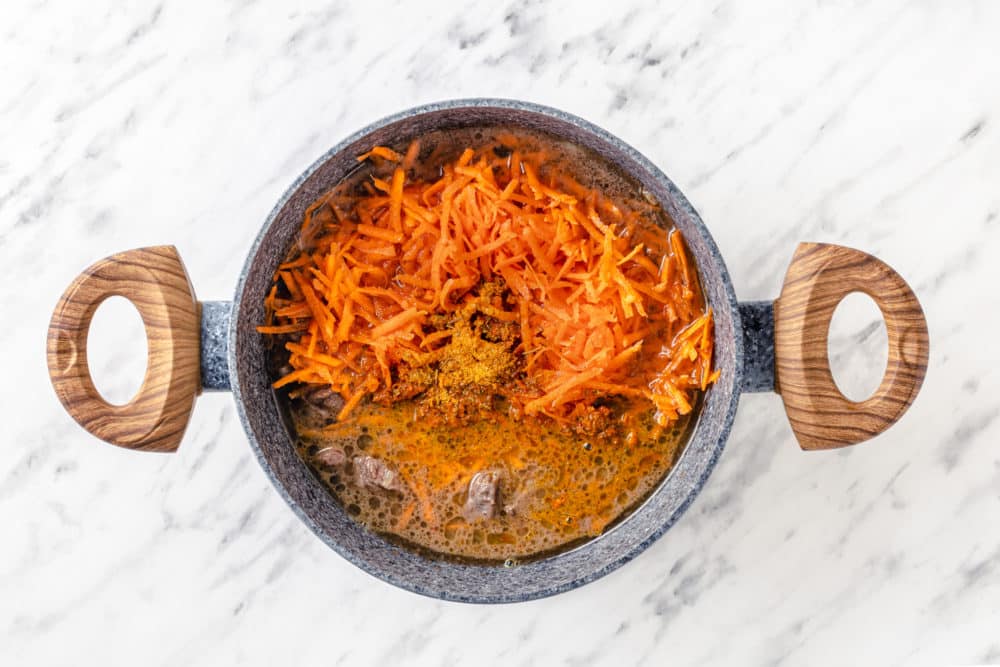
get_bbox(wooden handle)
[774,243,929,450]
[46,246,201,452]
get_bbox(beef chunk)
[314,446,346,467]
[463,470,500,521]
[354,455,406,493]
[502,486,530,517]
[305,386,341,410]
[571,405,618,441]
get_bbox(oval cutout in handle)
[774,242,929,450]
[46,246,200,452]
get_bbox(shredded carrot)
[258,141,718,426]
[401,140,420,171]
[369,307,423,338]
[396,501,417,530]
[412,480,436,524]
[388,167,405,234]
[337,382,370,421]
[256,322,310,334]
[356,146,402,162]
[357,223,403,244]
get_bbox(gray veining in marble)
[3,1,1000,665]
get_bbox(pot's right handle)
[768,242,929,450]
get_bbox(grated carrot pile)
[259,141,718,428]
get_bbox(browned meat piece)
[502,485,531,517]
[314,446,346,467]
[463,470,500,521]
[305,386,341,410]
[571,405,618,441]
[354,455,406,493]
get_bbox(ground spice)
[399,284,523,423]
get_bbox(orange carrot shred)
[396,502,417,530]
[388,167,405,234]
[256,322,310,335]
[402,140,420,171]
[357,146,403,162]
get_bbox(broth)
[263,125,715,562]
[290,392,694,563]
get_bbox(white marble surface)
[2,1,999,664]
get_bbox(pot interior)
[230,99,742,603]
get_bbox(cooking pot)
[46,99,929,603]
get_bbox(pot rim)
[228,98,744,603]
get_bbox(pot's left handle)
[46,246,229,452]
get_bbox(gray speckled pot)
[199,99,775,603]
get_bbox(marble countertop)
[3,1,999,664]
